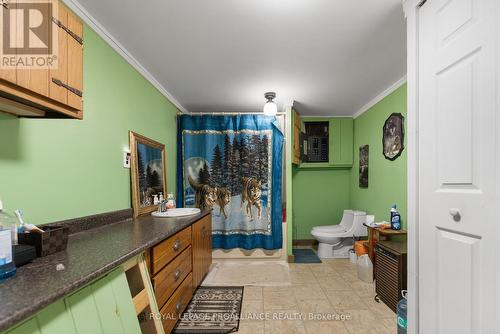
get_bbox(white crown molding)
[62,0,189,114]
[352,75,407,119]
[298,115,353,119]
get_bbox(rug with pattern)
[173,286,244,334]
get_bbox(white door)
[418,0,498,333]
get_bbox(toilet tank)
[339,210,354,228]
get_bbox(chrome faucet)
[157,200,168,213]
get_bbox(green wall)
[0,26,178,224]
[350,84,407,227]
[292,168,350,239]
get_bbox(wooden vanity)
[145,214,212,333]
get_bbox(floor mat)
[202,261,291,286]
[292,248,322,263]
[173,286,244,334]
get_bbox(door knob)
[449,208,461,222]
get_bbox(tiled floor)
[231,258,396,334]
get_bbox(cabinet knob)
[174,269,182,280]
[172,239,181,251]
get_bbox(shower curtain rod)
[185,111,286,116]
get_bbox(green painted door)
[332,118,353,166]
[4,268,140,334]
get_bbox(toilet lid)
[312,225,347,233]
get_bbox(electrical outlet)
[123,152,131,168]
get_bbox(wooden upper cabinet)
[0,0,83,119]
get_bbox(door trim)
[403,0,422,333]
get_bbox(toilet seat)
[312,225,347,233]
[310,229,342,246]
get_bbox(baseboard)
[292,239,318,247]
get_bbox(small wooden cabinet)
[147,214,212,333]
[375,241,407,313]
[0,0,83,118]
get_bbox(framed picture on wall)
[382,113,405,161]
[359,145,369,188]
[129,131,167,217]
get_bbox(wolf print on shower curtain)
[177,114,284,250]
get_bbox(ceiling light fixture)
[263,92,277,116]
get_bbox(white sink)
[151,208,201,218]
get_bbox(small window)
[300,121,329,163]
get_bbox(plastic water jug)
[397,290,407,334]
[356,254,373,283]
[349,249,357,264]
[0,200,16,281]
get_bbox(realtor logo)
[1,0,58,69]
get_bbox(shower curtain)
[177,114,284,250]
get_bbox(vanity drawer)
[153,246,192,309]
[160,272,193,334]
[152,226,191,275]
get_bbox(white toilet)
[311,210,368,259]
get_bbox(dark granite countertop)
[0,210,210,332]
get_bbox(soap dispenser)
[0,199,17,280]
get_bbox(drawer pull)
[174,269,182,281]
[176,297,183,312]
[172,239,181,251]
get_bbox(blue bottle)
[390,204,401,230]
[397,290,407,334]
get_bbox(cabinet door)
[192,215,212,287]
[4,318,40,334]
[66,268,140,334]
[16,1,50,97]
[338,118,353,165]
[191,218,204,287]
[203,215,212,276]
[91,268,142,334]
[330,118,353,166]
[66,9,83,111]
[0,1,17,84]
[49,0,68,105]
[293,109,301,164]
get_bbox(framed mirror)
[129,131,167,217]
